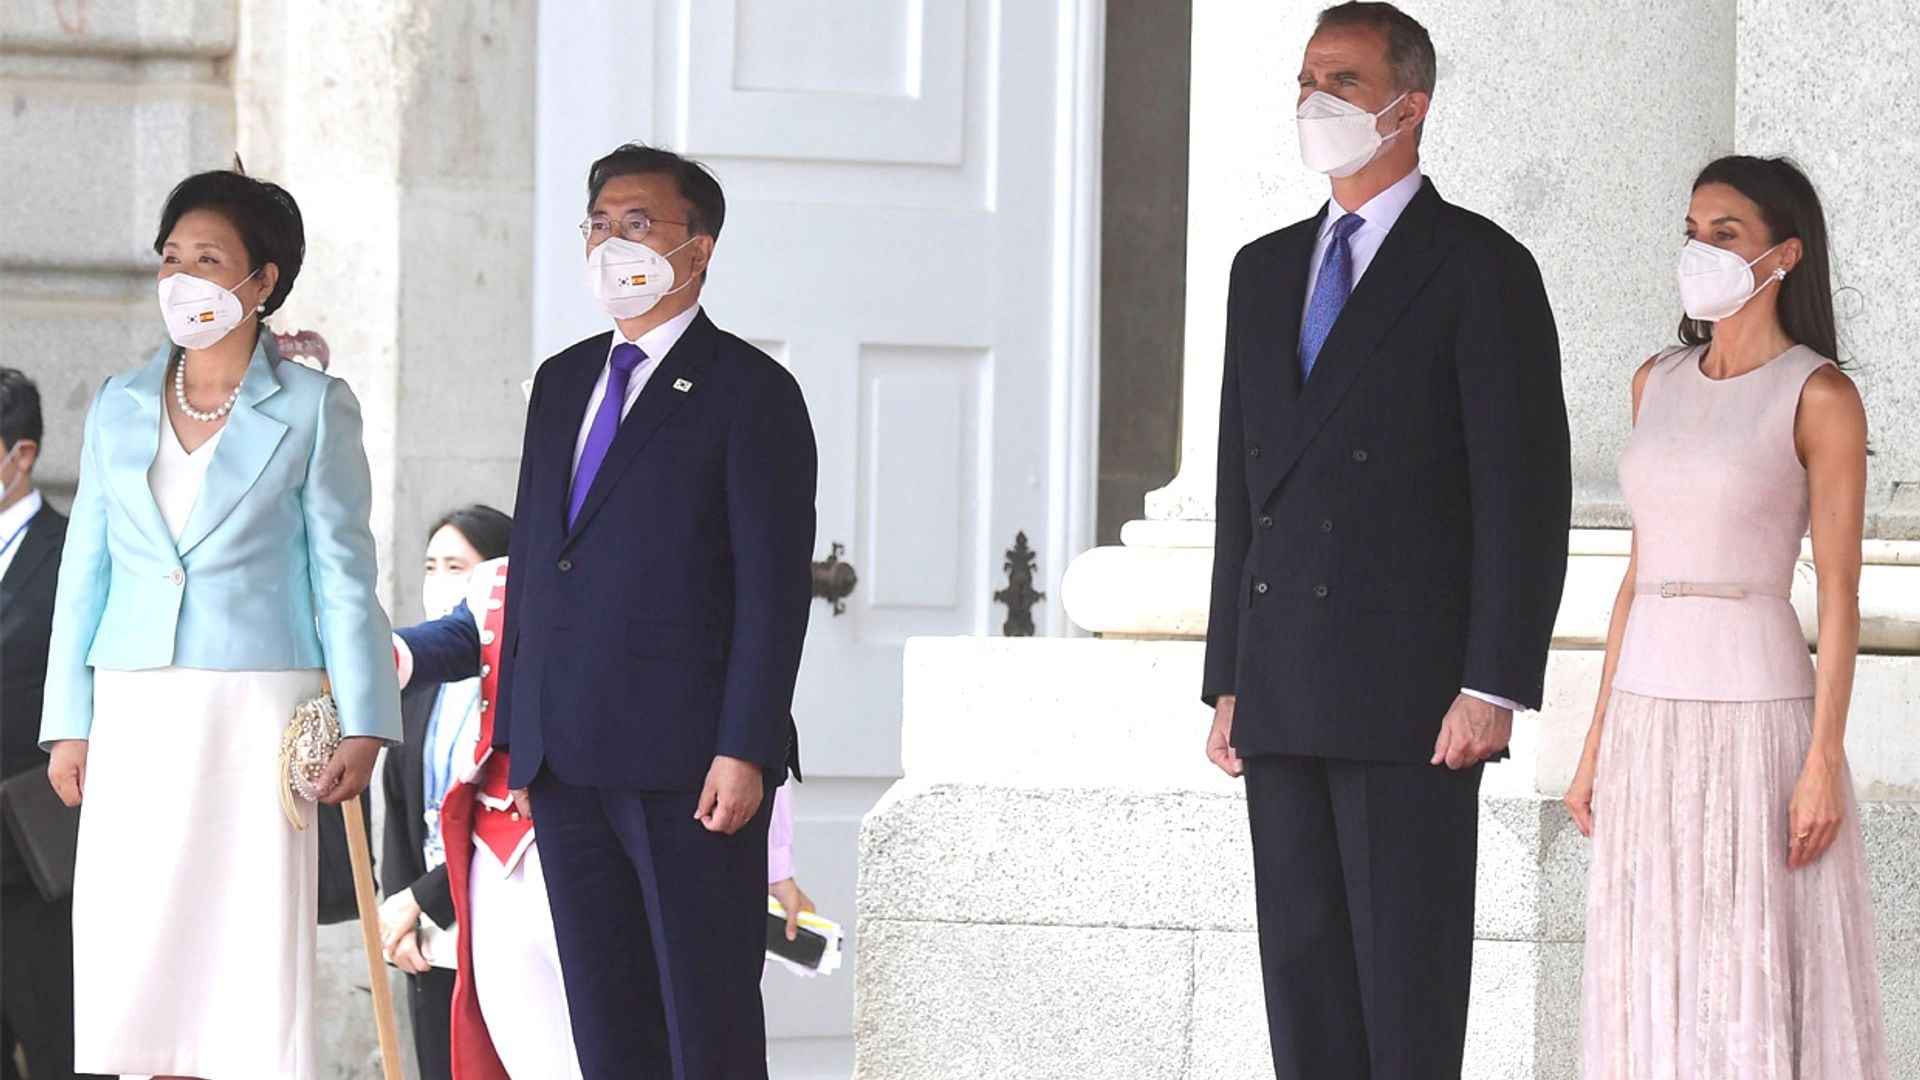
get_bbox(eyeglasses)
[578,212,688,242]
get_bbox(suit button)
[1351,449,1369,463]
[1259,515,1274,529]
[1254,581,1270,595]
[1249,445,1262,460]
[557,559,573,572]
[1313,584,1329,598]
[1320,519,1334,533]
[169,568,185,586]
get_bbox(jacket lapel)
[563,313,717,545]
[96,346,178,555]
[537,332,615,535]
[1239,215,1321,431]
[175,338,290,556]
[1251,178,1448,511]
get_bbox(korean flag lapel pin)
[672,377,694,394]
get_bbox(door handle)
[812,543,858,616]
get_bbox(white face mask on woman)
[157,268,260,350]
[585,235,700,320]
[421,571,472,620]
[1296,91,1408,179]
[1676,239,1785,322]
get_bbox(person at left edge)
[0,369,109,1080]
[495,142,816,1080]
[38,169,402,1080]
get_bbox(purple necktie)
[1300,212,1365,380]
[568,342,647,528]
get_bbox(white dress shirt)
[1299,168,1524,717]
[570,303,703,481]
[1301,165,1425,327]
[0,489,44,581]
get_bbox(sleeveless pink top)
[1612,344,1832,702]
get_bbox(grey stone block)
[1864,801,1920,942]
[853,919,1194,1080]
[1736,0,1920,516]
[1476,796,1591,944]
[858,783,1255,932]
[1185,931,1270,1077]
[0,297,160,487]
[0,84,231,270]
[1464,940,1584,1080]
[0,0,232,56]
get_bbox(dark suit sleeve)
[716,366,818,769]
[1202,251,1254,706]
[396,603,483,689]
[1452,236,1572,710]
[412,864,455,929]
[380,741,415,899]
[494,369,548,754]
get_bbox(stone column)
[0,1,235,499]
[233,0,535,617]
[233,2,535,1069]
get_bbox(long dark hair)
[1678,156,1839,360]
[429,504,512,562]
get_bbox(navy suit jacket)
[1203,179,1571,763]
[495,311,816,791]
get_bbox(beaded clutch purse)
[279,687,341,831]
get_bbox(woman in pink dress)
[1565,155,1888,1078]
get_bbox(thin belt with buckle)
[1635,580,1792,600]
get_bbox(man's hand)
[1205,695,1243,778]
[47,740,87,807]
[769,877,815,941]
[1430,693,1512,770]
[389,929,431,975]
[509,788,533,821]
[695,755,765,835]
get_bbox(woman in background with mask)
[1566,156,1888,1076]
[40,169,401,1079]
[378,504,511,1080]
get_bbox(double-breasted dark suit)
[1204,177,1570,1078]
[496,308,815,1079]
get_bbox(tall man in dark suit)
[0,369,104,1080]
[495,144,815,1079]
[1202,5,1571,1077]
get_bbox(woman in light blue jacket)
[40,169,401,1080]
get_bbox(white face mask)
[1297,91,1408,179]
[157,268,260,351]
[1676,239,1785,322]
[422,571,472,620]
[585,235,700,320]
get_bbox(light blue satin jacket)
[40,337,403,745]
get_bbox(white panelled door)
[532,0,1099,1069]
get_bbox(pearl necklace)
[173,354,241,423]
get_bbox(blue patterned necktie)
[1299,212,1366,381]
[568,342,647,527]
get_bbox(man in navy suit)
[494,143,816,1079]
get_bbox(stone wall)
[1153,0,1920,532]
[856,638,1920,1078]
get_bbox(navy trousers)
[1243,754,1484,1080]
[532,770,774,1080]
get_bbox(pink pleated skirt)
[1580,690,1888,1079]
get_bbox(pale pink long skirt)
[1581,690,1888,1079]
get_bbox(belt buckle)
[1659,581,1679,599]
